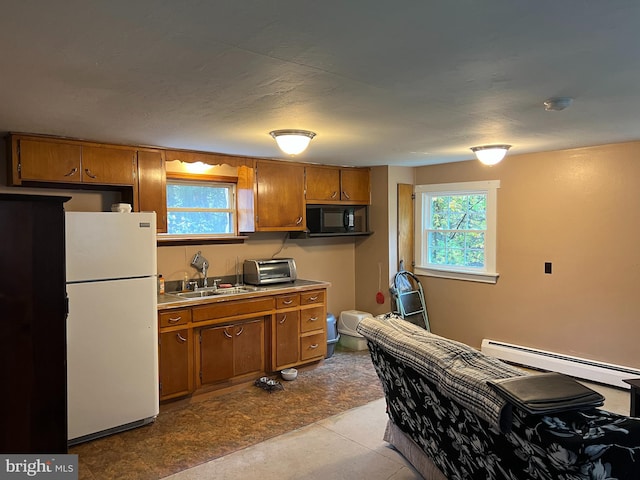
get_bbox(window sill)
[156,234,249,246]
[414,266,499,284]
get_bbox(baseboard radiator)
[481,339,640,389]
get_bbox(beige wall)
[157,235,357,316]
[353,165,415,317]
[354,166,391,316]
[414,141,640,368]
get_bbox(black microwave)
[306,205,368,234]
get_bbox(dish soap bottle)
[158,274,165,295]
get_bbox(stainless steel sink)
[173,285,266,299]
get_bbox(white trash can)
[338,310,372,351]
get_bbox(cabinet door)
[159,329,192,400]
[305,166,340,202]
[341,168,370,204]
[137,150,167,232]
[256,160,305,231]
[200,325,234,384]
[275,310,300,369]
[18,138,82,183]
[82,145,136,185]
[233,319,265,376]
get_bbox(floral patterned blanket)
[357,315,526,432]
[359,316,640,479]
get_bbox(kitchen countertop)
[157,279,331,310]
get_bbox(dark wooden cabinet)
[0,193,69,453]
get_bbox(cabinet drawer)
[300,306,325,333]
[159,308,192,328]
[300,290,324,305]
[300,332,326,361]
[276,294,299,309]
[193,297,274,322]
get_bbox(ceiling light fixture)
[470,145,511,166]
[543,97,573,111]
[269,129,316,155]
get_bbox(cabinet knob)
[84,168,97,179]
[308,296,319,302]
[295,216,303,225]
[223,329,233,338]
[283,299,293,305]
[168,316,182,323]
[279,314,287,324]
[331,191,338,199]
[342,191,350,200]
[235,327,244,336]
[64,167,78,177]
[309,344,319,349]
[308,316,318,322]
[176,333,187,343]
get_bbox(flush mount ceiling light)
[543,97,573,111]
[269,129,316,155]
[470,144,511,166]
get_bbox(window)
[166,179,236,236]
[415,180,499,283]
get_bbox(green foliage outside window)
[428,194,487,268]
[166,181,235,235]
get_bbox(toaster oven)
[243,258,297,285]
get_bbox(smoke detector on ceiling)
[544,97,573,111]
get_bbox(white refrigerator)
[65,212,159,445]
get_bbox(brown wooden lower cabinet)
[199,318,265,385]
[157,287,327,401]
[272,290,327,370]
[275,310,300,368]
[159,329,193,400]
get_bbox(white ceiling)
[2,1,640,167]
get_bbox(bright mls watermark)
[0,455,77,479]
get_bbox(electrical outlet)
[544,262,552,274]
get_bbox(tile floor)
[70,342,633,480]
[163,398,419,480]
[70,346,385,480]
[163,380,631,480]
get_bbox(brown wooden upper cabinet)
[8,135,136,186]
[255,160,306,231]
[305,165,370,204]
[137,149,167,233]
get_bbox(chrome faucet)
[190,251,209,288]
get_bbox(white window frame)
[165,179,237,237]
[414,180,500,284]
